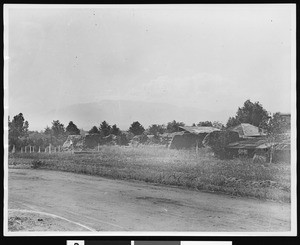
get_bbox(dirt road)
[8,168,291,232]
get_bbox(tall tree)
[44,126,52,135]
[88,126,100,134]
[267,112,291,135]
[8,113,29,149]
[197,121,213,127]
[51,120,65,138]
[226,117,241,128]
[129,121,145,135]
[147,124,166,136]
[50,120,66,146]
[111,124,121,136]
[9,113,29,138]
[226,100,270,128]
[66,121,80,135]
[166,120,185,133]
[99,121,112,137]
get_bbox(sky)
[5,4,295,130]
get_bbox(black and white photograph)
[3,4,296,236]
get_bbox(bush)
[116,133,129,146]
[31,160,45,169]
[203,130,240,159]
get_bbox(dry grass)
[8,145,291,202]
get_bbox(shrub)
[203,130,240,159]
[116,133,129,146]
[31,160,45,169]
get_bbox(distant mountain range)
[35,100,230,131]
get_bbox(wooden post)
[196,140,199,155]
[49,144,52,154]
[25,146,27,153]
[29,146,31,153]
[21,147,23,153]
[54,147,56,153]
[33,146,35,153]
[58,145,61,152]
[38,147,41,153]
[12,145,15,153]
[269,145,273,164]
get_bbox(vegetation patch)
[31,160,46,169]
[9,145,291,203]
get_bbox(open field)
[8,145,291,202]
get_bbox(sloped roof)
[227,137,268,149]
[179,126,221,135]
[229,123,266,138]
[227,136,290,150]
[160,131,185,138]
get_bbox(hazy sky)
[5,5,295,130]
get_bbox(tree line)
[8,99,290,151]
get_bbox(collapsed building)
[225,123,291,163]
[168,126,221,149]
[62,133,117,151]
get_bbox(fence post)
[12,145,15,153]
[33,146,35,153]
[269,146,273,164]
[45,147,47,153]
[38,147,41,153]
[25,146,27,153]
[21,147,23,153]
[49,144,52,154]
[58,145,61,152]
[196,140,199,155]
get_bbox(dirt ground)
[8,210,91,231]
[7,168,291,232]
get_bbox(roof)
[278,113,291,117]
[160,131,185,138]
[227,137,268,149]
[228,123,266,138]
[179,126,221,135]
[227,137,290,150]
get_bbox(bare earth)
[8,210,90,231]
[8,168,291,232]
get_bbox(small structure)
[160,131,184,147]
[169,126,220,149]
[62,135,85,151]
[228,123,266,138]
[103,134,117,145]
[226,137,270,158]
[226,134,291,163]
[84,133,103,148]
[278,113,291,125]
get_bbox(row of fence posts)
[11,144,62,154]
[12,143,102,154]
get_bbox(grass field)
[8,145,291,203]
